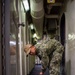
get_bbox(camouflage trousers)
[49,48,64,75]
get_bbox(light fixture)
[33,33,40,39]
[23,0,29,12]
[33,33,37,38]
[68,33,75,40]
[47,0,55,3]
[10,41,16,46]
[30,24,34,30]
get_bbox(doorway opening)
[60,13,65,75]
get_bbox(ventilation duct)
[30,0,44,38]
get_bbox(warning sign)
[47,0,55,3]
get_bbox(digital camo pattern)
[35,36,64,75]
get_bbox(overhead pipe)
[30,0,44,38]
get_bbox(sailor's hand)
[39,72,43,75]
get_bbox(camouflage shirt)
[35,36,64,73]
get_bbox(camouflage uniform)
[35,36,64,75]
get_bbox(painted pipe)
[30,0,44,38]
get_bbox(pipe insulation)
[30,0,44,38]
